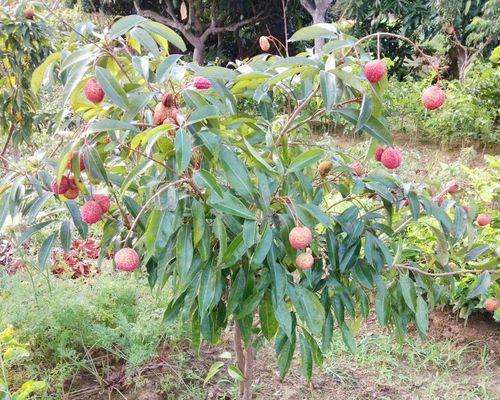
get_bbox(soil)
[60,310,500,400]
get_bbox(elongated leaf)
[174,129,192,173]
[288,149,324,173]
[203,361,224,386]
[399,274,416,312]
[355,94,373,132]
[95,66,128,109]
[193,170,224,199]
[130,27,160,57]
[415,296,428,338]
[31,52,61,94]
[250,223,273,266]
[110,15,145,38]
[219,146,253,197]
[289,23,338,41]
[209,193,256,220]
[141,20,187,51]
[340,323,357,353]
[336,108,392,146]
[60,220,71,252]
[156,54,183,83]
[466,271,491,300]
[260,291,278,339]
[38,233,57,270]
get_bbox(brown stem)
[233,322,245,398]
[242,345,254,400]
[1,125,15,158]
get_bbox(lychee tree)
[0,17,497,399]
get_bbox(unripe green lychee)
[289,226,313,250]
[476,213,491,227]
[363,60,387,84]
[84,78,105,103]
[296,253,314,270]
[380,147,402,169]
[81,200,104,224]
[114,247,139,271]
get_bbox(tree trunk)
[242,346,254,400]
[234,323,245,398]
[193,44,205,65]
[312,11,325,53]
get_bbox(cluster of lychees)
[289,226,314,270]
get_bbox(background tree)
[299,0,335,52]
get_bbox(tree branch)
[200,13,265,42]
[300,0,315,14]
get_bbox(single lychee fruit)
[318,160,334,177]
[462,205,468,213]
[114,247,140,272]
[296,253,314,270]
[162,93,175,108]
[24,6,35,19]
[380,147,402,169]
[51,176,70,194]
[476,213,492,227]
[289,226,313,250]
[92,194,110,214]
[153,102,169,125]
[402,199,410,207]
[363,60,387,84]
[351,161,366,177]
[374,146,386,162]
[437,193,447,206]
[193,77,211,90]
[81,200,104,225]
[484,297,500,313]
[422,85,445,110]
[67,151,85,171]
[259,36,270,52]
[68,176,78,190]
[63,187,79,200]
[83,78,105,104]
[446,180,460,194]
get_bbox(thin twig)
[396,264,500,277]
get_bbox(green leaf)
[227,365,245,382]
[193,170,224,199]
[174,129,192,173]
[399,274,416,312]
[331,69,364,93]
[156,54,183,83]
[95,66,129,109]
[375,285,388,326]
[192,200,205,246]
[219,146,253,197]
[88,119,139,133]
[187,105,221,125]
[466,271,491,300]
[277,333,296,379]
[319,70,337,112]
[340,323,357,353]
[18,221,56,245]
[209,193,256,220]
[299,334,313,380]
[82,145,110,184]
[260,291,278,340]
[141,20,187,51]
[293,286,325,336]
[289,23,338,42]
[194,66,239,81]
[31,52,61,94]
[227,269,246,316]
[203,361,224,386]
[110,15,145,38]
[60,221,71,252]
[408,191,420,220]
[176,225,193,281]
[355,94,373,132]
[66,201,87,238]
[415,296,429,338]
[250,223,273,266]
[38,233,57,270]
[243,139,275,174]
[288,148,324,174]
[130,27,160,57]
[336,108,392,146]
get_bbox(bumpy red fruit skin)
[81,201,104,224]
[484,297,500,313]
[374,146,385,162]
[476,213,492,227]
[83,78,105,103]
[351,161,366,177]
[193,77,211,90]
[115,248,139,271]
[422,85,445,110]
[153,102,169,125]
[162,93,175,108]
[437,193,447,206]
[363,60,387,84]
[296,253,314,270]
[24,7,35,19]
[446,180,460,194]
[92,194,110,214]
[289,227,313,250]
[51,176,70,194]
[380,147,402,169]
[259,36,270,52]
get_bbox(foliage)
[0,18,496,398]
[0,3,56,150]
[0,326,46,400]
[384,61,499,143]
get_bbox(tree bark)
[233,323,245,398]
[193,45,206,65]
[242,346,254,400]
[312,11,326,54]
[299,0,334,53]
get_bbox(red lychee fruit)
[153,102,169,125]
[374,146,386,162]
[67,151,85,171]
[193,77,211,90]
[422,85,445,110]
[296,253,314,270]
[462,205,468,213]
[289,226,313,250]
[318,160,334,177]
[63,187,80,200]
[351,161,366,177]
[92,194,110,214]
[476,213,492,227]
[363,60,387,84]
[380,147,402,170]
[162,93,175,108]
[403,199,410,207]
[51,176,70,194]
[259,36,270,52]
[114,247,139,271]
[24,6,35,19]
[446,180,460,194]
[437,193,447,206]
[484,297,500,313]
[83,78,105,104]
[81,200,104,225]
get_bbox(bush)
[385,62,499,144]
